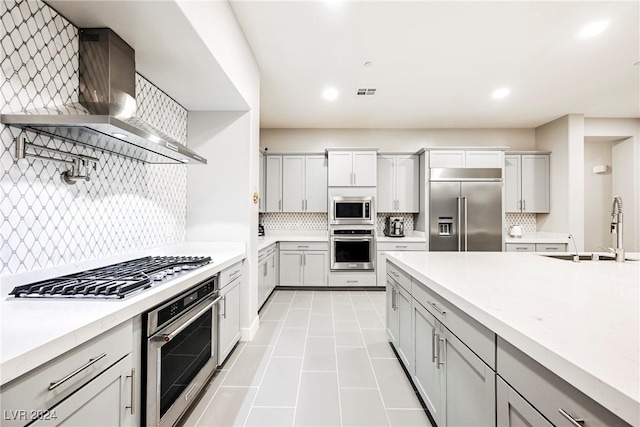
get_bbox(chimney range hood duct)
[1,28,206,165]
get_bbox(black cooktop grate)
[9,256,212,299]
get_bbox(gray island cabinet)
[386,258,633,427]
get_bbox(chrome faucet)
[606,196,625,262]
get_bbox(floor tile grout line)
[291,289,311,426]
[241,291,290,426]
[332,290,344,427]
[191,340,250,426]
[354,289,393,427]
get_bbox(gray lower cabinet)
[412,298,495,427]
[497,376,552,427]
[440,327,495,427]
[413,301,442,425]
[30,354,134,427]
[386,277,400,345]
[386,274,412,373]
[258,245,277,308]
[0,321,134,427]
[218,277,241,365]
[279,242,328,287]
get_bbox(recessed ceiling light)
[491,88,510,99]
[364,61,373,68]
[112,132,127,138]
[323,87,339,101]
[578,20,609,38]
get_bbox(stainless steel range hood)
[1,28,206,165]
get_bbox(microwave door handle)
[152,295,222,343]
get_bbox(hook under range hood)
[1,28,207,165]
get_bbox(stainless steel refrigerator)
[429,168,503,251]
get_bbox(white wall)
[585,118,639,252]
[261,128,535,153]
[535,114,585,250]
[179,0,261,340]
[583,139,613,251]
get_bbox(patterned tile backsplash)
[0,0,188,276]
[505,213,537,233]
[261,213,328,230]
[260,212,416,234]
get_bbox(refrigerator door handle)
[463,196,468,252]
[457,197,462,252]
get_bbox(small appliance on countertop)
[258,224,265,236]
[384,216,405,237]
[509,225,523,238]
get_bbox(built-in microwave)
[330,196,374,225]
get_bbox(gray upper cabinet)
[259,152,266,213]
[430,150,504,168]
[327,150,377,186]
[505,153,550,213]
[377,155,419,213]
[266,155,283,212]
[281,155,328,212]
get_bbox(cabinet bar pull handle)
[302,200,305,210]
[428,301,446,315]
[522,199,526,211]
[279,199,282,210]
[396,245,408,249]
[298,245,309,248]
[222,295,227,319]
[48,353,107,390]
[126,368,135,414]
[431,328,437,363]
[516,247,528,250]
[435,333,444,368]
[558,408,585,426]
[346,280,358,283]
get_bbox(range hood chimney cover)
[1,28,206,165]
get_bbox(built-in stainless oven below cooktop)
[8,256,212,299]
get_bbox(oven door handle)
[152,295,222,343]
[332,237,373,242]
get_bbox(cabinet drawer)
[505,243,535,252]
[258,244,276,262]
[497,338,631,427]
[377,242,425,251]
[220,261,243,289]
[386,261,411,292]
[535,243,567,252]
[412,278,495,369]
[279,241,328,251]
[1,320,133,419]
[328,273,376,287]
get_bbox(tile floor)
[181,289,431,427]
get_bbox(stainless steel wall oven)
[330,228,375,271]
[143,275,221,427]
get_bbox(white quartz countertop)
[385,251,639,426]
[505,231,571,244]
[0,242,246,386]
[377,231,426,244]
[258,230,328,250]
[257,230,427,251]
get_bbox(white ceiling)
[230,1,640,129]
[45,1,640,130]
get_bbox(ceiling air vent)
[356,88,377,96]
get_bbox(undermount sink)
[543,254,635,262]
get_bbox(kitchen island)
[385,251,639,427]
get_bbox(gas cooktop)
[9,256,212,299]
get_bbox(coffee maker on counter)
[384,216,405,237]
